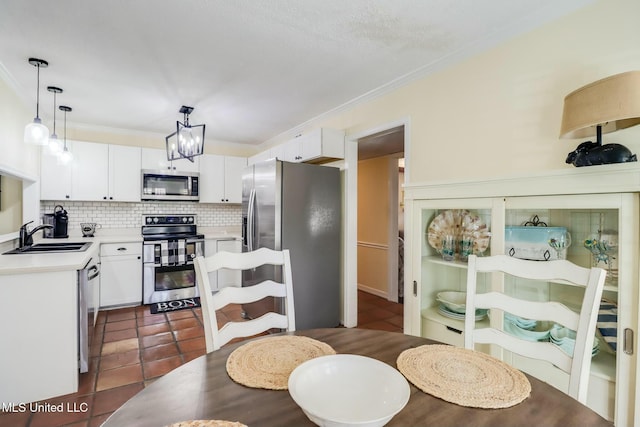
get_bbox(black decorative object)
[560,71,640,168]
[566,140,637,167]
[165,105,205,163]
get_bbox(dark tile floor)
[0,290,402,427]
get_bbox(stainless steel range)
[142,214,204,304]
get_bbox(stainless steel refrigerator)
[241,159,341,329]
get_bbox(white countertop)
[0,226,241,275]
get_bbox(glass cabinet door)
[504,193,638,425]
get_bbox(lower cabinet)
[204,238,242,291]
[100,242,143,307]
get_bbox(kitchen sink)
[3,242,93,254]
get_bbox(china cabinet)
[404,164,640,426]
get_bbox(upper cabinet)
[248,127,345,165]
[40,141,141,202]
[199,154,247,203]
[41,142,74,200]
[141,147,199,172]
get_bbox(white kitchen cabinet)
[141,147,199,172]
[287,128,345,163]
[199,154,246,203]
[100,242,143,307]
[108,144,142,202]
[71,141,109,201]
[404,165,640,426]
[247,127,345,165]
[204,238,242,290]
[40,141,74,200]
[40,141,141,202]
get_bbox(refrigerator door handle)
[247,188,256,252]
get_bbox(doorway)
[342,120,408,328]
[357,127,404,302]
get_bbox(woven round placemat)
[226,335,336,390]
[166,420,247,427]
[397,345,531,409]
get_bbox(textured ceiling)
[0,0,593,146]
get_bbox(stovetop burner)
[141,214,200,241]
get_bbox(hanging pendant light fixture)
[24,58,50,145]
[165,105,205,163]
[57,105,73,165]
[47,86,64,154]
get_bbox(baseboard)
[357,283,388,299]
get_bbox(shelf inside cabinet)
[423,255,471,269]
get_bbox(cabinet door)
[301,128,344,162]
[199,154,225,203]
[72,141,109,201]
[204,239,219,290]
[109,145,141,202]
[141,147,200,172]
[283,137,302,162]
[217,239,241,288]
[504,193,638,425]
[224,156,247,203]
[100,243,142,307]
[40,143,73,200]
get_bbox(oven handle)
[87,265,100,281]
[247,188,256,252]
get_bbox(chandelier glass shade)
[24,58,50,146]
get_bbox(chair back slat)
[194,247,296,352]
[464,254,607,404]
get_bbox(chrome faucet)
[19,221,54,249]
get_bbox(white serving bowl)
[288,354,410,427]
[436,291,467,314]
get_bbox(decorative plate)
[426,209,491,255]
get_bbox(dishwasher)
[78,257,100,373]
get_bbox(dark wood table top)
[102,328,613,427]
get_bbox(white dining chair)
[464,254,607,404]
[194,247,296,353]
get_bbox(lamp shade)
[560,71,640,139]
[24,119,49,146]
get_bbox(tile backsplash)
[40,201,242,230]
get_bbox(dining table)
[101,328,613,427]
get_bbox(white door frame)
[342,117,410,327]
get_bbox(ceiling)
[0,0,593,147]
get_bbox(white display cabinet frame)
[403,164,640,426]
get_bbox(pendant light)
[57,105,73,165]
[165,105,205,163]
[24,58,50,146]
[47,86,64,154]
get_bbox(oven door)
[143,263,198,304]
[142,239,204,304]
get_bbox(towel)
[161,241,170,265]
[177,240,186,264]
[597,299,618,352]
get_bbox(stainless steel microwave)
[141,170,199,201]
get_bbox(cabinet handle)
[413,280,417,296]
[446,326,463,334]
[117,247,127,251]
[103,196,107,200]
[65,195,70,199]
[624,328,634,355]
